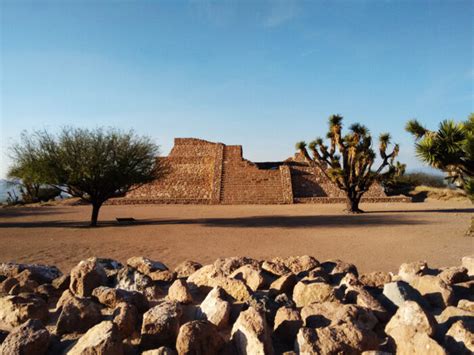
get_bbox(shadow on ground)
[0,214,429,229]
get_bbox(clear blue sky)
[1,0,472,178]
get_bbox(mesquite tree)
[296,114,400,213]
[9,127,162,226]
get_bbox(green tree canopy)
[8,127,162,225]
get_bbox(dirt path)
[0,201,472,273]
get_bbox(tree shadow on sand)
[0,214,428,229]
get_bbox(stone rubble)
[0,255,472,354]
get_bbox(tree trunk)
[90,202,102,227]
[346,194,363,213]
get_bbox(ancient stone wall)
[119,138,401,205]
[127,138,221,204]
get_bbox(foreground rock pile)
[0,255,473,354]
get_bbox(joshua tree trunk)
[346,192,363,213]
[90,202,102,227]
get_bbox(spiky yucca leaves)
[296,114,401,213]
[405,115,474,201]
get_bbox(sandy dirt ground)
[0,200,472,274]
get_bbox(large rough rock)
[360,271,392,288]
[174,261,202,279]
[92,286,148,312]
[231,307,274,355]
[409,275,454,308]
[282,255,319,274]
[269,274,297,297]
[0,262,62,284]
[262,260,291,276]
[168,279,193,304]
[56,290,102,335]
[301,301,378,331]
[438,266,469,285]
[321,259,358,284]
[292,280,337,307]
[0,293,48,329]
[385,300,441,353]
[273,306,302,343]
[295,324,379,355]
[176,320,224,355]
[113,302,138,339]
[444,319,474,354]
[141,301,183,349]
[398,261,428,283]
[230,264,265,291]
[196,287,231,330]
[70,258,108,297]
[382,281,428,310]
[67,321,124,355]
[0,319,50,355]
[115,266,154,293]
[127,256,175,282]
[213,257,260,276]
[435,305,474,334]
[187,265,219,291]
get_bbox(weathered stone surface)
[458,299,474,312]
[230,264,264,291]
[295,323,379,355]
[444,319,474,354]
[0,293,48,329]
[168,279,193,304]
[113,302,137,339]
[321,259,358,283]
[213,257,260,276]
[127,256,175,282]
[0,319,50,355]
[398,260,428,283]
[212,277,252,301]
[92,286,148,312]
[273,306,302,343]
[262,260,291,276]
[196,287,231,330]
[115,266,154,293]
[231,307,274,355]
[295,327,319,354]
[292,280,337,307]
[382,281,428,310]
[56,290,102,335]
[341,275,388,322]
[461,256,474,276]
[176,320,224,355]
[435,306,474,334]
[269,274,297,297]
[301,301,378,331]
[187,264,219,291]
[70,258,108,297]
[141,301,182,349]
[360,271,392,288]
[52,274,70,291]
[174,261,202,279]
[410,275,454,308]
[438,266,469,285]
[96,258,123,278]
[385,301,436,343]
[394,332,446,355]
[67,320,124,355]
[0,263,62,284]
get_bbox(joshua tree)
[296,114,400,213]
[9,127,162,226]
[405,115,474,199]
